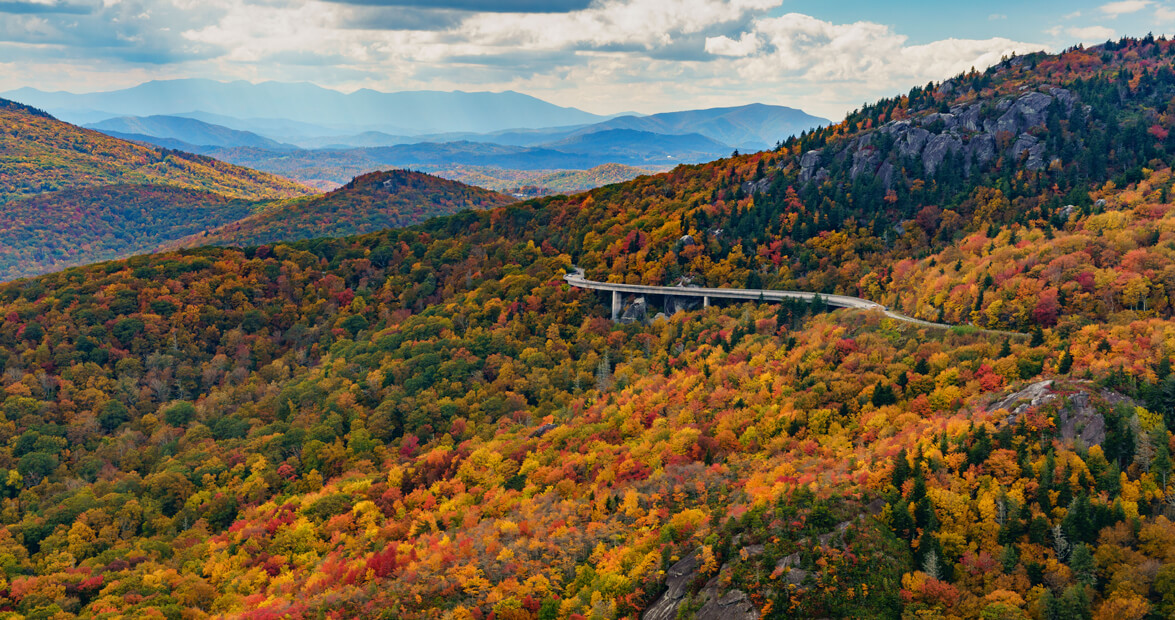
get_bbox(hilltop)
[169,169,517,249]
[0,38,1172,620]
[0,98,312,203]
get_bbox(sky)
[0,0,1170,119]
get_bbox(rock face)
[795,87,1075,189]
[643,551,759,620]
[741,177,772,195]
[922,134,963,176]
[1011,134,1047,171]
[619,295,647,323]
[643,553,700,620]
[799,149,824,183]
[989,380,1138,447]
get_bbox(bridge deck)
[563,269,1028,338]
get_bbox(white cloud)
[457,0,782,51]
[705,32,760,57]
[1100,0,1151,16]
[685,13,1042,116]
[1157,5,1175,20]
[1067,25,1116,41]
[0,0,1049,121]
[989,13,1007,20]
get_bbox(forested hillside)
[169,169,517,249]
[0,99,311,203]
[0,185,254,282]
[0,39,1173,619]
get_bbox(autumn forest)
[0,34,1174,620]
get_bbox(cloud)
[705,32,759,57]
[1067,25,1116,41]
[337,6,465,30]
[1100,0,1151,16]
[1157,5,1175,20]
[988,13,1007,20]
[0,0,1050,121]
[321,0,594,11]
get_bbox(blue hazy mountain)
[87,115,294,149]
[2,79,611,134]
[585,104,829,151]
[395,104,828,151]
[540,129,729,164]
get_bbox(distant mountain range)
[0,98,311,204]
[89,115,294,150]
[0,98,522,280]
[2,79,613,134]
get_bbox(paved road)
[564,269,1027,337]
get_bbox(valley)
[0,15,1173,620]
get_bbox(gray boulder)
[921,113,958,130]
[643,553,700,620]
[1011,134,1047,171]
[995,92,1053,134]
[695,586,758,620]
[896,126,931,159]
[953,103,983,132]
[741,177,771,195]
[968,133,997,169]
[1048,87,1077,113]
[850,147,880,180]
[923,133,963,176]
[799,149,823,183]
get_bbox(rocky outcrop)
[1011,134,1047,171]
[799,149,825,183]
[968,133,997,168]
[619,295,647,323]
[795,87,1075,189]
[994,91,1053,135]
[989,380,1138,447]
[923,133,963,176]
[850,147,880,179]
[643,551,758,620]
[695,587,757,620]
[643,553,700,620]
[741,176,772,195]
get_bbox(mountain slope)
[87,115,293,149]
[0,185,254,281]
[0,98,313,203]
[3,79,610,134]
[170,169,516,248]
[0,38,1172,620]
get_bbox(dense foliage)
[0,38,1172,620]
[0,101,311,204]
[169,169,516,250]
[0,185,253,282]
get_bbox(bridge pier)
[703,296,710,308]
[611,290,621,321]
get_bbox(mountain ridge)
[0,97,313,203]
[3,79,612,134]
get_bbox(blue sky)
[0,0,1168,119]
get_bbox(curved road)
[564,269,1027,337]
